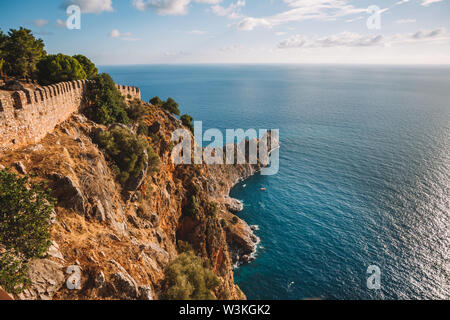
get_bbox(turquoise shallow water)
[101,65,450,300]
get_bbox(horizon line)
[97,62,450,68]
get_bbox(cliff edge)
[0,87,275,300]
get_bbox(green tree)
[164,251,220,300]
[149,96,163,106]
[86,73,129,125]
[1,27,46,78]
[0,30,5,74]
[73,54,98,79]
[180,114,194,132]
[95,127,159,184]
[126,99,148,122]
[162,97,180,115]
[36,54,87,85]
[0,169,54,293]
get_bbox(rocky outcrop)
[0,97,278,300]
[16,259,65,300]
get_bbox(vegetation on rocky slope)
[94,126,159,185]
[164,250,220,300]
[0,169,54,293]
[86,73,130,125]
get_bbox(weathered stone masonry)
[0,80,141,151]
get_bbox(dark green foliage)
[149,96,163,106]
[147,146,160,175]
[0,31,5,74]
[87,73,130,125]
[95,127,159,184]
[0,169,54,293]
[177,240,194,254]
[207,202,218,217]
[73,54,98,79]
[126,99,148,122]
[162,97,180,115]
[0,252,30,294]
[137,122,149,136]
[36,54,86,85]
[184,195,199,218]
[164,251,220,300]
[181,114,194,132]
[232,216,239,225]
[0,27,46,78]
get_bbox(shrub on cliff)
[150,96,163,106]
[207,202,218,217]
[162,97,180,116]
[36,54,87,85]
[0,27,46,78]
[87,73,130,125]
[73,54,98,79]
[0,169,54,293]
[126,99,148,122]
[183,195,199,218]
[95,127,159,184]
[0,31,5,74]
[181,114,194,132]
[164,251,220,300]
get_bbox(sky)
[0,0,449,65]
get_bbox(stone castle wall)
[115,84,141,101]
[0,80,141,151]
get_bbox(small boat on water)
[260,187,266,191]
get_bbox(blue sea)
[101,64,450,300]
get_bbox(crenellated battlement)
[0,80,92,113]
[115,84,141,100]
[0,80,142,151]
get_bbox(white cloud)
[421,0,442,6]
[56,19,66,28]
[109,29,137,41]
[132,0,222,15]
[237,17,272,31]
[32,19,49,27]
[211,0,245,19]
[411,27,446,39]
[61,0,113,13]
[396,19,416,24]
[236,0,368,31]
[186,30,207,35]
[278,28,449,48]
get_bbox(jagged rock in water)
[223,196,244,213]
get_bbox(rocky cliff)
[0,96,275,300]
